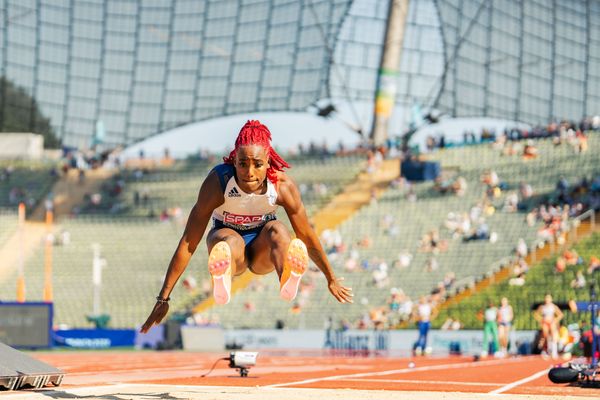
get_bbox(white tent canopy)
[120,112,364,160]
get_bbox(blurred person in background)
[412,296,433,356]
[534,294,563,359]
[480,301,499,357]
[497,297,514,356]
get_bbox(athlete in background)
[534,294,563,359]
[497,297,514,356]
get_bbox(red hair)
[223,120,290,184]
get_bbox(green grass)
[435,231,600,330]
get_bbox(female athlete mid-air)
[141,120,353,333]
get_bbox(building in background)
[0,0,598,149]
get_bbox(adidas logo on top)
[227,187,242,197]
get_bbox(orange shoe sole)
[208,241,232,305]
[280,238,308,302]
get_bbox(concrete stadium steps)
[30,167,117,221]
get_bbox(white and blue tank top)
[211,163,278,231]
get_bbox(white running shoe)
[279,238,308,302]
[208,241,232,305]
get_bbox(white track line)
[342,378,503,387]
[264,357,526,388]
[0,383,133,398]
[487,368,549,395]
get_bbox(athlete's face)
[235,145,269,193]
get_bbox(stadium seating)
[81,155,364,218]
[1,135,597,329]
[199,135,600,329]
[0,155,365,328]
[0,210,18,248]
[436,231,600,330]
[0,163,57,213]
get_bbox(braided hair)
[223,120,290,184]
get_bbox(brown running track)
[1,351,598,399]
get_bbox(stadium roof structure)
[0,0,598,149]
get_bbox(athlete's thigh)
[207,227,248,275]
[541,323,550,336]
[246,220,291,275]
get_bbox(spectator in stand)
[398,294,414,322]
[516,238,528,258]
[369,306,388,330]
[522,140,538,159]
[430,229,447,253]
[453,176,467,196]
[358,235,372,248]
[481,170,499,189]
[182,275,197,292]
[344,256,358,272]
[394,249,413,269]
[503,191,519,212]
[591,176,600,193]
[387,287,402,313]
[429,282,446,305]
[588,256,600,275]
[441,317,462,331]
[508,259,528,289]
[442,272,456,291]
[526,208,538,227]
[570,270,586,290]
[425,257,439,272]
[555,256,567,273]
[463,219,491,242]
[372,259,389,289]
[563,248,582,266]
[519,181,533,200]
[509,272,526,287]
[557,176,570,196]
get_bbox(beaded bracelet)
[156,296,170,304]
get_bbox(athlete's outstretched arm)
[140,171,223,333]
[277,174,353,303]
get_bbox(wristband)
[156,296,170,304]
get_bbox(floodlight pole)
[92,243,104,315]
[370,0,410,147]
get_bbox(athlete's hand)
[328,277,353,303]
[140,301,169,333]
